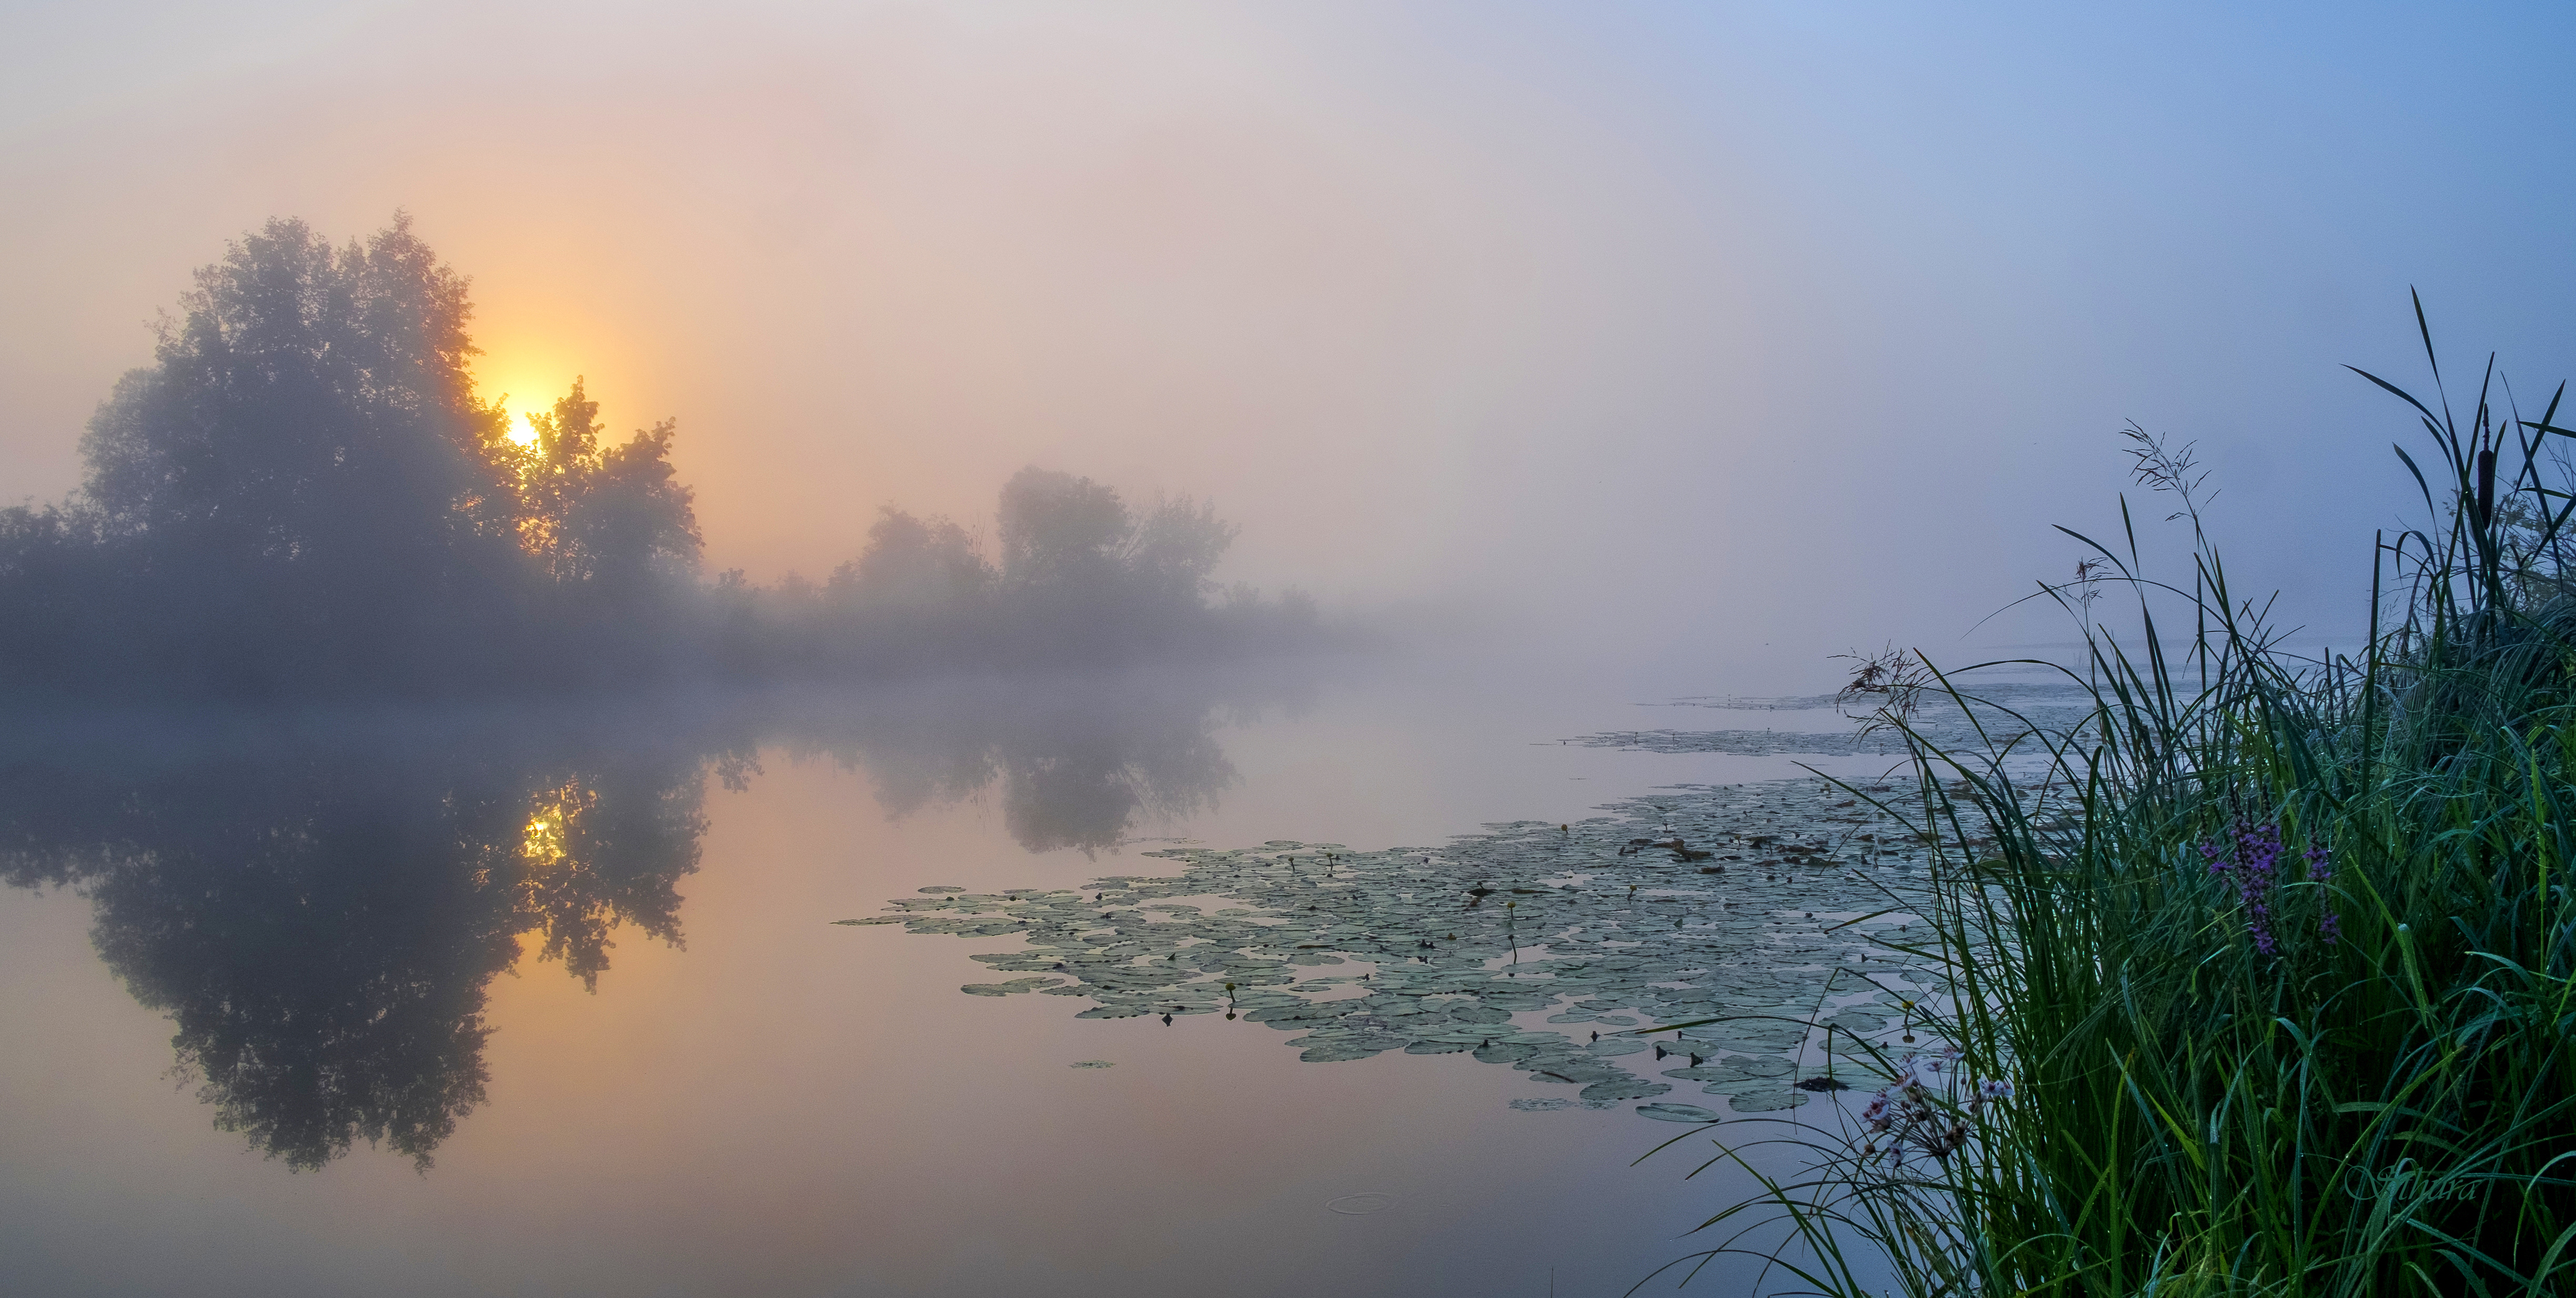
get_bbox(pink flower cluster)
[1860,1049,2012,1168]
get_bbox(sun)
[479,370,569,449]
[498,408,542,448]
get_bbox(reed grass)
[1654,299,2576,1297]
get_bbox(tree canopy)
[4,216,703,698]
[0,214,1324,701]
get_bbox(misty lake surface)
[0,654,1983,1298]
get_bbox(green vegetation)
[1678,304,2576,1296]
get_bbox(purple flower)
[2201,820,2340,953]
[2202,818,2282,954]
[2306,844,2340,942]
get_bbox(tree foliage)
[1,216,702,698]
[725,465,1312,675]
[0,215,1326,701]
[512,377,701,592]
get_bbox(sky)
[4,1,2571,690]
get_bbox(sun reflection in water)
[522,780,588,870]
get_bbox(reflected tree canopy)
[781,670,1270,855]
[0,666,1302,1168]
[0,716,708,1170]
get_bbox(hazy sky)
[5,1,2571,688]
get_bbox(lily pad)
[1726,1086,1811,1113]
[877,773,1953,1118]
[1635,1103,1722,1124]
[1579,1076,1671,1102]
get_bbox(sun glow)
[522,780,589,870]
[478,366,574,450]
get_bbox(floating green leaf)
[1635,1103,1723,1124]
[869,775,1952,1117]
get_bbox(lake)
[0,653,1992,1297]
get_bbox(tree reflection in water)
[0,717,708,1170]
[0,667,1306,1169]
[783,671,1260,857]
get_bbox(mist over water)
[4,4,2574,1295]
[1,657,1947,1297]
[0,667,1304,1168]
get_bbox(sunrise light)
[8,7,2571,1292]
[481,370,570,449]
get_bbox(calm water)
[0,656,1931,1298]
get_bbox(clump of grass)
[1658,298,2576,1296]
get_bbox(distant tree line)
[0,216,1331,703]
[712,467,1323,678]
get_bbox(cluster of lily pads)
[843,776,1953,1118]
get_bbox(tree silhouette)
[998,467,1130,593]
[513,377,701,595]
[832,508,993,612]
[0,215,1326,700]
[76,215,524,695]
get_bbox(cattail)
[2477,447,2497,528]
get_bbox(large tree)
[18,214,701,696]
[85,216,516,567]
[74,215,523,691]
[514,377,701,595]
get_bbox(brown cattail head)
[2477,448,2497,528]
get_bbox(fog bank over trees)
[715,467,1320,678]
[0,217,1334,703]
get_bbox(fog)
[6,1,2575,694]
[10,15,2576,1291]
